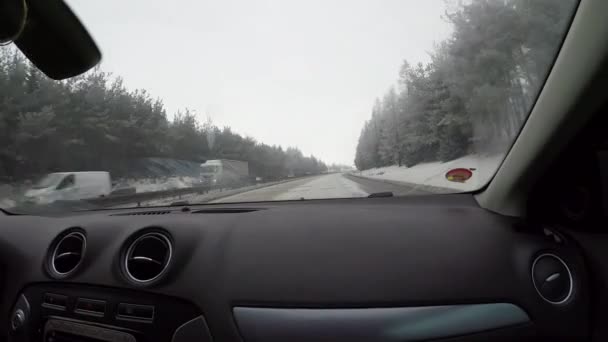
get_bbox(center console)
[7,283,211,342]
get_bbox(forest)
[355,0,578,170]
[0,48,327,182]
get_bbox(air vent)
[532,253,573,304]
[112,210,172,216]
[124,232,172,284]
[50,231,86,277]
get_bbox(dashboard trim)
[233,303,531,342]
[0,195,589,341]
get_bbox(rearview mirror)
[0,0,27,44]
[1,0,101,80]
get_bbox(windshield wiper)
[169,200,190,206]
[0,207,20,215]
[367,191,394,198]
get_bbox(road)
[15,173,444,211]
[211,173,435,203]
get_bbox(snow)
[0,183,26,208]
[0,177,202,209]
[135,182,277,207]
[273,173,368,200]
[0,154,504,209]
[123,176,200,193]
[357,154,505,191]
[0,198,15,208]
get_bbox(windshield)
[0,0,579,212]
[201,166,219,174]
[32,174,64,189]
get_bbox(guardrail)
[84,175,314,207]
[9,174,322,213]
[10,185,230,214]
[86,184,238,207]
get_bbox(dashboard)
[0,195,590,341]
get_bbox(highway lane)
[12,173,447,212]
[212,172,438,203]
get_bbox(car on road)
[23,171,111,204]
[200,159,250,187]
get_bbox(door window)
[56,174,75,189]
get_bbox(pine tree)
[0,47,330,181]
[354,0,577,170]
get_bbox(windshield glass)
[201,166,219,173]
[0,0,579,212]
[32,174,63,189]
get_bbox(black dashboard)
[0,195,590,341]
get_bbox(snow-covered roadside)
[0,198,16,208]
[122,176,200,193]
[356,154,505,191]
[0,177,201,209]
[0,183,27,209]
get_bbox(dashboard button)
[75,298,106,317]
[117,303,154,322]
[43,293,67,310]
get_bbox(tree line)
[355,0,577,170]
[0,48,327,182]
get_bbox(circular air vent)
[532,253,573,304]
[50,231,86,277]
[124,231,172,284]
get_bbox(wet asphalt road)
[211,173,435,204]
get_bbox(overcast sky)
[65,0,451,165]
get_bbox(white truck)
[24,171,112,204]
[200,160,249,187]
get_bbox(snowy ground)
[127,180,290,207]
[356,154,505,191]
[0,183,26,208]
[0,176,201,209]
[123,176,200,193]
[0,155,498,210]
[115,176,349,207]
[0,197,16,208]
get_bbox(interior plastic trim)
[233,303,530,342]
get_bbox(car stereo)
[8,283,211,342]
[44,318,136,342]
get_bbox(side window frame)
[56,174,75,190]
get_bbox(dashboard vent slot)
[112,210,172,216]
[532,253,573,304]
[51,231,86,276]
[124,232,172,284]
